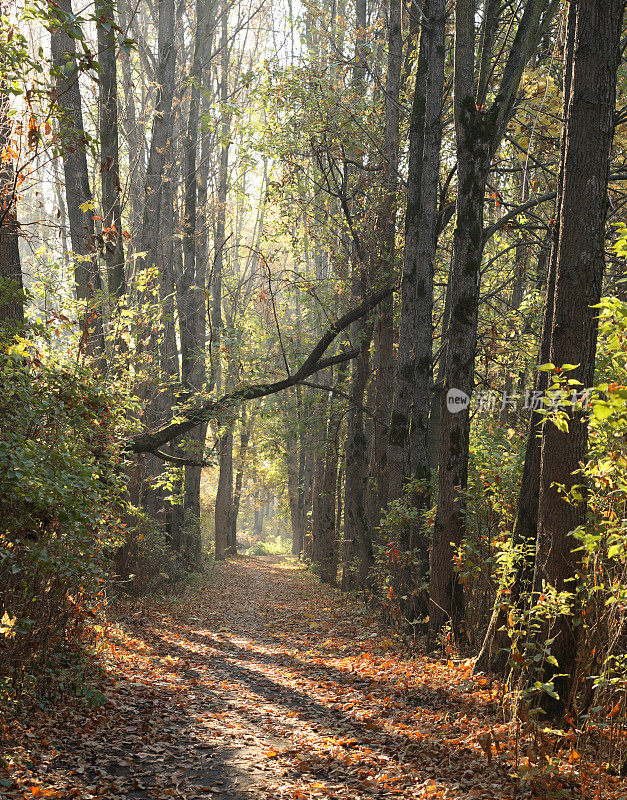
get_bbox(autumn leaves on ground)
[1,557,623,800]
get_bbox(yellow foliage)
[0,610,17,638]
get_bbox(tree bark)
[230,405,253,550]
[342,325,374,591]
[96,0,125,298]
[211,0,231,394]
[371,0,402,522]
[318,371,344,585]
[387,0,445,620]
[214,427,233,560]
[429,0,559,637]
[0,87,24,327]
[51,0,106,362]
[177,0,213,567]
[532,0,624,717]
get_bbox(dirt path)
[1,557,568,799]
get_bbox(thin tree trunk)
[177,0,213,567]
[136,0,175,285]
[318,369,345,585]
[342,325,374,591]
[214,427,233,560]
[229,404,254,552]
[287,445,302,554]
[0,87,24,326]
[212,0,231,394]
[371,0,402,521]
[51,0,106,362]
[97,0,125,298]
[341,0,374,593]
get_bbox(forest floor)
[2,556,625,800]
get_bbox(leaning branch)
[126,285,394,454]
[483,190,556,242]
[146,448,212,468]
[483,169,627,243]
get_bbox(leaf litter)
[1,556,626,799]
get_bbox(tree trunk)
[230,405,253,552]
[342,326,374,591]
[474,6,577,674]
[51,0,106,362]
[318,372,344,585]
[532,0,624,717]
[318,426,340,585]
[0,87,24,327]
[287,446,302,555]
[136,0,175,287]
[311,383,331,566]
[387,0,445,620]
[371,0,402,522]
[177,0,213,567]
[341,0,374,593]
[211,0,231,394]
[214,428,234,560]
[429,0,558,638]
[96,0,125,298]
[386,0,430,505]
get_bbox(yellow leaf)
[0,611,17,638]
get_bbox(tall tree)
[0,86,24,326]
[386,0,446,617]
[429,0,559,636]
[96,0,125,298]
[177,0,214,566]
[475,7,578,675]
[51,0,106,361]
[371,0,402,521]
[532,0,625,716]
[342,0,374,592]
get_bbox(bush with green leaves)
[462,418,526,646]
[499,298,627,741]
[0,335,126,704]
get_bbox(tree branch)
[147,448,211,467]
[483,190,556,242]
[125,286,394,454]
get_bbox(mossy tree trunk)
[429,0,559,638]
[532,0,624,717]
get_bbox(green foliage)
[373,479,431,629]
[0,330,127,704]
[462,419,526,645]
[496,299,627,752]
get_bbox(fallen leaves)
[1,556,626,800]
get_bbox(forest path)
[4,557,523,800]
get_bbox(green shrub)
[0,337,126,704]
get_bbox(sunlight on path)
[1,557,584,799]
